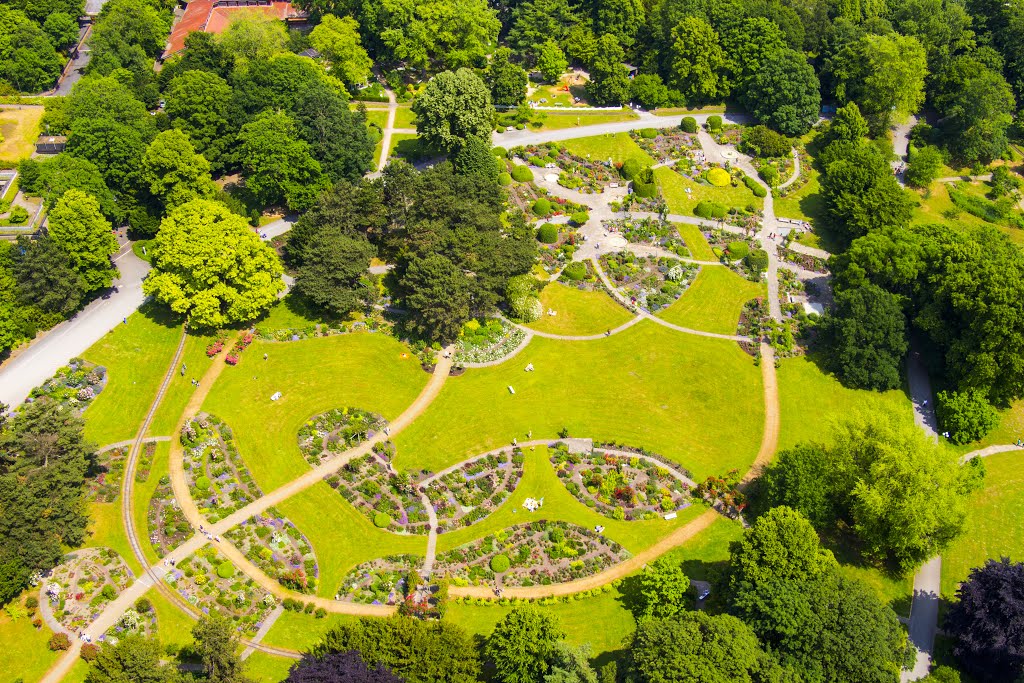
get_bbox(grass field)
[652,105,727,116]
[655,267,765,335]
[675,222,716,261]
[135,441,172,566]
[254,294,333,331]
[655,166,763,214]
[562,133,653,166]
[525,282,633,336]
[0,601,59,682]
[147,331,216,438]
[530,110,639,131]
[82,306,185,446]
[262,610,357,651]
[941,450,1024,598]
[362,108,388,129]
[0,105,44,161]
[393,320,764,480]
[202,333,427,490]
[246,651,296,682]
[436,446,707,554]
[394,105,416,129]
[390,133,423,162]
[775,171,825,225]
[149,586,199,648]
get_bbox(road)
[495,111,749,147]
[0,244,149,409]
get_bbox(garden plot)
[326,449,431,534]
[513,142,620,193]
[44,548,141,636]
[550,443,692,521]
[28,359,106,414]
[297,407,388,467]
[425,448,525,533]
[147,477,191,557]
[337,554,423,605]
[87,447,126,503]
[435,521,629,588]
[225,514,320,594]
[630,128,702,164]
[603,217,691,257]
[166,548,276,636]
[454,318,527,365]
[181,414,263,524]
[599,251,698,313]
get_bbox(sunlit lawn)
[150,586,199,648]
[147,331,216,438]
[652,105,727,116]
[525,282,633,336]
[0,105,44,161]
[394,320,764,480]
[655,166,763,215]
[390,133,423,161]
[246,651,296,682]
[531,111,639,131]
[393,105,417,129]
[0,602,59,681]
[562,133,653,166]
[262,610,357,652]
[655,267,765,335]
[775,170,825,224]
[203,334,427,490]
[674,222,716,261]
[362,108,388,129]
[85,500,142,576]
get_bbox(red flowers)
[223,332,255,367]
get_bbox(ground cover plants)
[297,407,388,467]
[86,447,126,503]
[225,514,320,594]
[630,128,701,164]
[425,447,525,533]
[44,548,137,636]
[337,554,423,605]
[166,548,276,635]
[599,251,698,313]
[27,359,106,413]
[181,414,263,524]
[326,450,431,534]
[147,476,190,558]
[511,143,619,194]
[454,318,527,365]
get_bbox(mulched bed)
[425,447,525,533]
[298,407,388,467]
[599,251,698,313]
[225,513,320,594]
[182,414,263,524]
[86,447,126,503]
[602,217,691,257]
[513,143,619,193]
[337,554,423,605]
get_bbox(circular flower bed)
[225,514,320,593]
[337,555,423,605]
[45,548,142,636]
[454,318,527,365]
[181,414,262,523]
[298,408,388,467]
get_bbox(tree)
[365,0,499,71]
[728,506,838,590]
[402,253,471,343]
[593,0,645,49]
[452,136,500,183]
[65,118,146,198]
[535,40,568,85]
[141,129,217,211]
[823,101,869,146]
[308,15,372,87]
[751,444,844,528]
[634,557,690,621]
[292,82,375,182]
[237,110,327,211]
[819,282,908,390]
[413,69,494,154]
[721,17,787,90]
[940,68,1016,164]
[545,642,597,683]
[819,141,914,242]
[216,11,288,63]
[741,48,820,136]
[287,650,402,683]
[486,606,564,683]
[42,13,79,50]
[192,613,249,683]
[936,389,999,445]
[904,145,943,188]
[0,7,67,92]
[85,634,177,683]
[28,154,120,221]
[945,558,1024,682]
[164,70,234,169]
[586,34,631,106]
[563,24,597,66]
[668,17,726,104]
[232,53,343,116]
[58,74,154,139]
[293,232,375,318]
[486,47,528,106]
[506,0,579,53]
[143,200,284,328]
[630,74,669,110]
[47,189,118,293]
[9,235,84,317]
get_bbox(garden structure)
[225,514,320,594]
[44,549,139,636]
[181,414,263,524]
[297,407,389,467]
[599,251,699,313]
[423,447,525,533]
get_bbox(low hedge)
[743,175,767,197]
[727,241,749,259]
[511,165,534,182]
[537,223,559,243]
[707,115,723,132]
[490,554,511,573]
[562,261,587,280]
[570,211,589,225]
[640,127,659,139]
[694,201,728,219]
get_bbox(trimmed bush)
[195,476,211,490]
[490,554,511,573]
[570,211,589,225]
[49,633,71,651]
[742,175,767,197]
[640,128,659,139]
[745,249,769,273]
[216,562,235,579]
[532,198,553,217]
[511,165,534,182]
[706,167,731,187]
[492,146,508,158]
[498,172,513,186]
[727,241,749,259]
[496,126,507,133]
[937,388,999,444]
[632,180,658,198]
[620,158,642,180]
[694,201,728,219]
[759,164,780,187]
[680,116,697,133]
[537,223,559,243]
[707,115,723,132]
[80,643,100,662]
[562,261,587,280]
[373,512,391,528]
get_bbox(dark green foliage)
[694,201,727,218]
[819,283,908,391]
[453,137,500,183]
[630,74,669,109]
[164,70,235,170]
[680,116,697,133]
[295,85,375,182]
[0,6,64,93]
[620,158,642,181]
[822,102,869,146]
[905,145,943,188]
[537,223,559,243]
[634,557,690,621]
[192,614,247,683]
[740,125,791,159]
[10,235,85,317]
[288,650,403,683]
[750,445,842,527]
[486,47,527,107]
[413,68,494,154]
[485,606,563,683]
[707,115,723,132]
[742,48,820,136]
[85,634,178,683]
[587,34,631,106]
[936,389,999,444]
[489,554,510,572]
[404,253,471,343]
[743,175,767,197]
[25,155,120,222]
[745,249,769,275]
[237,110,327,211]
[232,54,340,117]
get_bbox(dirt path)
[744,344,779,482]
[960,444,1022,462]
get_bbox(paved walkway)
[240,606,287,660]
[96,436,171,454]
[777,149,801,189]
[961,443,1023,462]
[786,241,831,260]
[495,112,750,148]
[371,78,400,177]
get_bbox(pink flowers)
[223,332,255,366]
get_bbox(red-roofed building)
[162,0,307,59]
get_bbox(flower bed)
[297,407,388,467]
[206,332,228,357]
[435,521,629,588]
[599,251,698,313]
[181,414,262,523]
[425,448,524,533]
[324,451,431,534]
[45,548,138,635]
[512,143,618,193]
[166,547,276,635]
[87,447,126,503]
[602,217,691,257]
[630,129,701,163]
[779,246,828,274]
[550,443,692,521]
[147,476,191,557]
[255,315,395,342]
[225,513,320,594]
[135,441,157,483]
[27,359,106,413]
[337,554,423,605]
[225,332,255,366]
[454,318,527,365]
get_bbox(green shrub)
[707,115,723,132]
[6,205,29,225]
[537,223,559,243]
[498,172,513,186]
[195,476,211,490]
[373,512,391,528]
[759,165,780,187]
[680,116,697,133]
[694,201,728,219]
[216,562,235,579]
[620,158,642,180]
[706,167,731,187]
[727,241,749,259]
[561,261,587,280]
[49,633,71,651]
[515,123,525,130]
[745,249,769,273]
[511,165,534,182]
[742,174,767,197]
[490,554,511,573]
[496,126,507,133]
[937,388,999,444]
[740,125,791,158]
[532,198,553,216]
[632,180,658,198]
[640,127,659,139]
[570,211,589,225]
[492,146,508,158]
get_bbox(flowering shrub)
[223,332,255,366]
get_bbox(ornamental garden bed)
[550,444,692,521]
[27,359,106,413]
[325,449,431,534]
[425,447,525,533]
[135,441,156,483]
[147,476,191,557]
[337,554,423,605]
[602,217,691,258]
[297,407,388,467]
[454,318,527,365]
[225,513,320,594]
[599,251,698,313]
[779,246,828,273]
[630,129,701,164]
[45,548,139,636]
[181,414,262,523]
[435,521,629,588]
[166,548,276,635]
[255,315,395,342]
[512,143,619,193]
[776,147,813,198]
[557,259,600,290]
[86,447,126,503]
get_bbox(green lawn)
[82,305,185,446]
[0,105,44,161]
[255,294,334,331]
[147,331,216,438]
[652,105,727,116]
[262,610,357,652]
[561,133,654,166]
[941,450,1024,597]
[655,166,762,214]
[276,482,427,598]
[246,651,296,682]
[525,282,633,336]
[674,222,716,261]
[150,586,199,648]
[774,170,825,225]
[394,105,416,129]
[390,133,426,162]
[362,108,388,129]
[655,267,765,335]
[0,602,59,682]
[85,500,142,576]
[393,320,764,480]
[437,446,707,555]
[202,333,427,490]
[135,441,172,566]
[530,111,639,131]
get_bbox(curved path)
[514,312,645,342]
[777,148,802,189]
[459,327,536,369]
[961,444,1022,462]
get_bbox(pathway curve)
[513,313,645,342]
[496,112,749,148]
[777,148,801,189]
[372,78,399,177]
[961,443,1023,462]
[240,606,287,661]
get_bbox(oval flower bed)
[298,407,388,467]
[45,548,138,635]
[454,318,527,365]
[225,513,320,594]
[147,476,191,557]
[324,450,431,534]
[336,554,424,605]
[599,251,698,313]
[424,448,525,533]
[181,414,263,523]
[28,358,106,413]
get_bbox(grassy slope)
[0,605,59,682]
[655,166,763,214]
[675,222,716,261]
[561,133,654,166]
[0,106,44,161]
[655,267,765,335]
[525,283,633,336]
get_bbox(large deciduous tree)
[141,129,217,211]
[47,189,119,293]
[485,606,564,683]
[308,15,372,87]
[485,47,528,106]
[668,17,726,104]
[741,48,820,136]
[192,613,249,683]
[403,253,471,343]
[164,70,235,169]
[85,634,178,683]
[413,68,494,153]
[287,650,402,683]
[586,34,631,106]
[216,11,288,63]
[0,6,64,92]
[237,110,327,211]
[634,557,690,621]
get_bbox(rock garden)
[44,548,140,636]
[86,447,126,503]
[550,444,693,521]
[599,251,698,313]
[166,548,276,635]
[453,318,527,365]
[602,217,691,258]
[325,448,431,534]
[297,407,388,467]
[27,359,106,413]
[337,554,423,605]
[181,414,263,523]
[424,448,525,533]
[511,143,619,193]
[147,477,191,557]
[434,521,629,588]
[630,128,701,164]
[255,314,395,343]
[225,513,320,594]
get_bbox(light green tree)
[535,40,568,84]
[413,68,494,153]
[47,189,118,293]
[669,17,726,104]
[144,199,284,328]
[141,129,217,210]
[635,557,690,620]
[485,606,564,683]
[164,70,234,168]
[216,10,288,63]
[833,33,928,134]
[309,15,373,86]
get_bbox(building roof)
[163,0,305,59]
